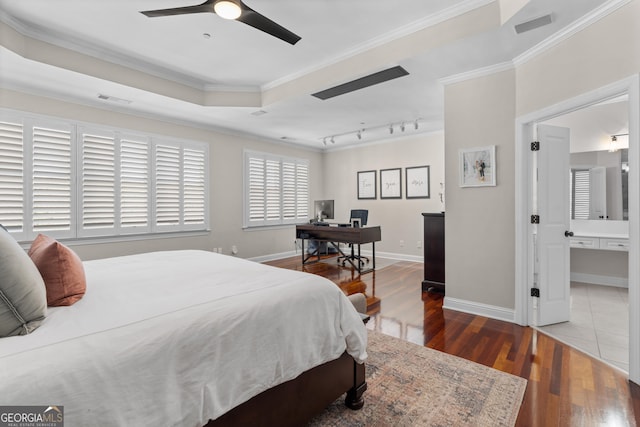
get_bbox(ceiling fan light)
[214,0,242,20]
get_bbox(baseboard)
[249,250,297,263]
[570,272,628,288]
[443,297,516,324]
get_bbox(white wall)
[322,133,445,259]
[0,88,324,260]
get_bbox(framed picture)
[405,165,430,199]
[459,145,496,187]
[357,170,377,199]
[380,168,402,199]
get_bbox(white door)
[534,124,571,326]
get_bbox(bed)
[0,249,368,426]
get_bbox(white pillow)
[0,226,47,337]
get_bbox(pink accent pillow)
[28,234,86,306]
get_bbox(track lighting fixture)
[319,118,423,146]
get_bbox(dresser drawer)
[599,238,629,251]
[569,237,599,249]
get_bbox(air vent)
[97,93,132,104]
[312,66,409,100]
[514,14,553,34]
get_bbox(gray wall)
[444,69,516,308]
[322,133,445,258]
[442,0,639,311]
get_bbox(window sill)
[19,230,210,249]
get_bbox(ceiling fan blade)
[237,3,301,45]
[140,0,214,17]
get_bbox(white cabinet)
[599,238,629,251]
[569,236,599,249]
[570,235,628,252]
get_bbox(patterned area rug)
[308,331,527,427]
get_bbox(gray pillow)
[0,227,47,337]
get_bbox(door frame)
[514,74,640,383]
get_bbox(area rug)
[308,331,527,427]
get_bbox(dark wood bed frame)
[205,352,366,427]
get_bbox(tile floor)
[537,282,629,372]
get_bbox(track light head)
[389,125,394,135]
[322,137,327,146]
[414,120,419,130]
[331,136,335,144]
[357,130,362,140]
[400,122,405,132]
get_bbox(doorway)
[536,99,630,371]
[514,75,640,383]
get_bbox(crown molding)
[0,10,211,91]
[0,82,323,153]
[513,0,632,66]
[438,61,514,86]
[262,0,495,91]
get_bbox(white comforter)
[0,250,367,427]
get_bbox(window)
[0,111,209,242]
[570,168,590,220]
[244,150,309,227]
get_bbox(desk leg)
[372,242,375,271]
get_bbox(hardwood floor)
[265,255,640,426]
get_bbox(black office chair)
[338,209,369,267]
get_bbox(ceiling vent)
[312,66,409,100]
[97,93,132,104]
[514,14,553,34]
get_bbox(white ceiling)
[0,0,611,149]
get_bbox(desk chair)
[338,209,369,268]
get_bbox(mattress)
[0,250,367,426]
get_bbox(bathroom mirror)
[570,148,628,220]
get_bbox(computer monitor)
[314,200,334,221]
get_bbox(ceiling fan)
[140,0,301,45]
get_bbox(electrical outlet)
[417,240,422,248]
[217,247,222,253]
[399,240,404,247]
[231,245,238,255]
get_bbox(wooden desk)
[296,224,382,274]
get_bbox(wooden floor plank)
[265,255,640,426]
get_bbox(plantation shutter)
[183,147,206,226]
[120,137,150,231]
[0,120,24,234]
[265,159,281,222]
[0,109,209,241]
[80,130,115,235]
[295,162,309,220]
[571,169,590,220]
[32,125,72,235]
[155,144,181,227]
[244,151,309,227]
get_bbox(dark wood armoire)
[422,212,445,294]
